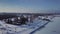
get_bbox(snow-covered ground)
[34,17,60,34]
[0,16,58,34]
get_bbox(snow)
[0,16,55,34]
[34,17,60,34]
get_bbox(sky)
[0,0,60,13]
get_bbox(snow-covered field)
[0,16,59,34]
[34,17,60,34]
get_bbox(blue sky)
[0,0,60,13]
